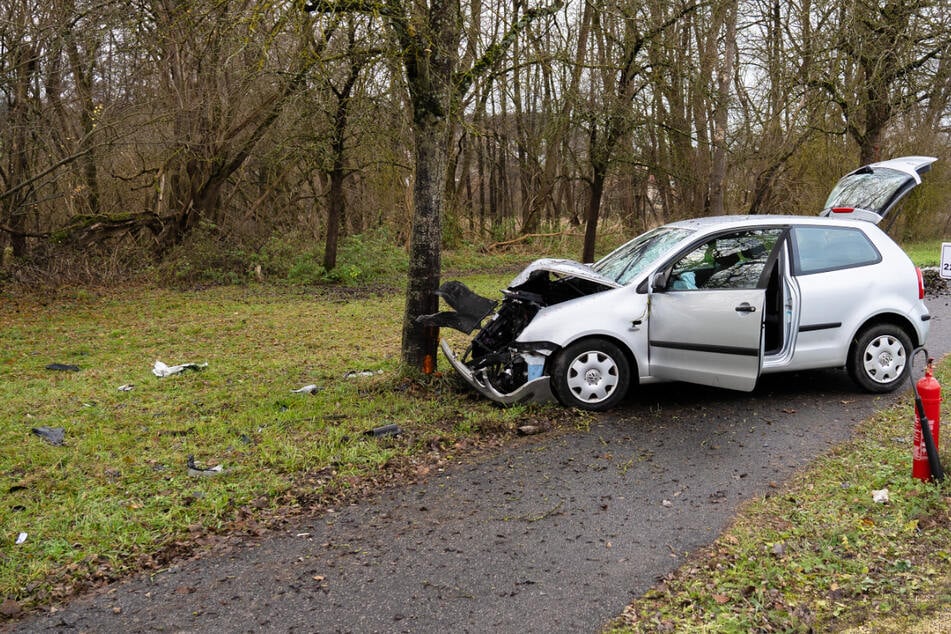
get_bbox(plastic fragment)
[153,360,208,378]
[291,384,321,394]
[117,384,135,392]
[187,455,224,477]
[45,363,80,372]
[15,533,27,545]
[365,424,401,437]
[344,370,383,379]
[31,427,65,446]
[872,488,890,504]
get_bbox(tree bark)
[393,0,459,371]
[401,119,448,369]
[708,0,737,216]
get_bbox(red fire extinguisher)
[913,358,942,482]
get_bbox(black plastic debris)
[364,424,402,437]
[186,454,223,477]
[416,281,498,334]
[45,363,80,372]
[32,427,65,446]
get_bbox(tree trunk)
[323,167,345,271]
[396,0,459,371]
[401,118,447,370]
[322,40,364,272]
[582,165,606,264]
[708,0,737,216]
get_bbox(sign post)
[943,243,951,280]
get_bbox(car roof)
[663,214,878,232]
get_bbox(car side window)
[792,226,881,275]
[668,229,782,290]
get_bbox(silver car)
[426,156,935,410]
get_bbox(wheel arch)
[549,333,640,386]
[847,316,917,393]
[848,312,922,359]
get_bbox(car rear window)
[822,166,912,217]
[792,226,881,274]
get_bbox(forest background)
[2,0,950,365]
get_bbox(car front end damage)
[419,260,618,405]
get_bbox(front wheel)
[551,339,631,411]
[848,325,912,393]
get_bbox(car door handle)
[735,303,757,314]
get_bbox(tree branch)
[0,148,93,203]
[454,0,565,98]
[303,0,397,17]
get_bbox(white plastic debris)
[16,533,27,545]
[872,488,890,504]
[187,455,224,477]
[344,370,383,379]
[153,360,208,378]
[662,499,673,507]
[117,384,134,392]
[291,384,320,394]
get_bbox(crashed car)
[424,156,935,410]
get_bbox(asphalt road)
[9,290,951,634]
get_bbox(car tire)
[848,325,913,393]
[551,339,631,411]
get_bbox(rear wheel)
[551,339,631,411]
[848,324,912,393]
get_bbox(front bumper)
[439,340,555,405]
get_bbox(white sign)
[943,242,951,280]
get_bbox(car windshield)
[823,166,911,216]
[593,226,694,284]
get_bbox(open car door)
[647,228,785,391]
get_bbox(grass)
[901,239,947,267]
[0,277,579,612]
[609,358,951,633]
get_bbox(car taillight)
[830,207,854,214]
[916,267,925,300]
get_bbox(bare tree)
[707,0,737,216]
[578,0,701,263]
[812,0,950,164]
[3,0,950,286]
[306,0,562,371]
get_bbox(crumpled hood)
[509,258,621,289]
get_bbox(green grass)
[0,278,578,610]
[609,358,951,633]
[902,239,947,267]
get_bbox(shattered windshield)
[593,226,694,284]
